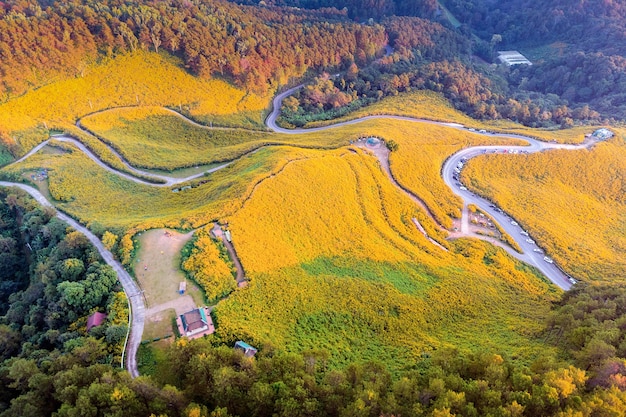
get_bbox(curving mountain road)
[266,86,599,290]
[48,135,231,187]
[1,85,598,375]
[0,181,145,377]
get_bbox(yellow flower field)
[206,148,560,371]
[182,226,237,302]
[0,51,270,155]
[306,90,598,144]
[2,142,311,230]
[463,130,626,281]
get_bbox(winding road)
[266,86,599,290]
[0,181,144,377]
[0,84,600,375]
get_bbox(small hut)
[234,341,257,357]
[87,312,107,332]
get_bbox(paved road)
[0,181,145,377]
[266,86,599,290]
[47,135,231,187]
[441,140,595,290]
[5,89,595,377]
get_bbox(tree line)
[235,0,440,21]
[0,0,387,99]
[3,279,626,415]
[0,188,128,413]
[279,16,608,129]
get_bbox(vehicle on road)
[526,238,535,244]
[533,248,543,253]
[568,277,577,284]
[459,186,467,191]
[520,231,529,236]
[479,129,487,133]
[468,128,476,132]
[511,221,518,226]
[543,256,554,264]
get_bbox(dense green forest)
[4,271,626,415]
[0,188,128,414]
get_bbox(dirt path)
[223,238,245,284]
[144,295,197,317]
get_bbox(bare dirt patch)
[143,308,177,341]
[134,228,204,308]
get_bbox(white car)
[526,239,535,244]
[568,277,577,284]
[533,248,543,253]
[543,256,554,264]
[459,186,467,191]
[510,221,518,226]
[520,231,529,236]
[479,129,487,133]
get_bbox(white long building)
[497,51,532,66]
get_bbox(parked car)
[533,248,543,253]
[511,221,518,226]
[459,186,467,191]
[543,256,554,264]
[526,238,535,244]
[479,129,487,133]
[520,231,529,236]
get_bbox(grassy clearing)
[134,228,202,307]
[0,51,270,155]
[206,150,560,372]
[463,130,626,282]
[143,308,177,341]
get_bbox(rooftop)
[497,51,532,67]
[177,307,215,339]
[87,312,107,331]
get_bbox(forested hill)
[444,0,626,55]
[2,0,625,127]
[0,0,387,99]
[439,0,626,122]
[236,0,440,20]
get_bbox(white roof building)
[497,51,532,66]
